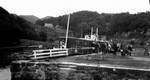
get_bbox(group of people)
[91,40,150,56]
[92,41,133,56]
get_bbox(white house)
[44,23,53,28]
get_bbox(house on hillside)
[44,23,53,28]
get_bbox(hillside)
[41,16,52,20]
[36,11,112,37]
[20,15,39,24]
[36,11,150,41]
[0,6,67,47]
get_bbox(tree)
[39,31,47,41]
[77,22,89,37]
[35,19,44,26]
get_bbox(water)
[0,66,11,80]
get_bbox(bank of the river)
[10,51,150,80]
[8,48,150,80]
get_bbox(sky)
[0,0,150,18]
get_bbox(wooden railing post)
[33,50,36,59]
[49,49,52,57]
[66,49,68,56]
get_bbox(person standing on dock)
[127,45,132,56]
[111,42,118,55]
[144,43,149,56]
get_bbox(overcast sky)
[0,0,150,18]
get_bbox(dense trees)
[0,7,50,47]
[36,11,150,40]
[110,12,150,39]
[36,11,112,37]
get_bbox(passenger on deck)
[100,43,106,54]
[91,42,99,53]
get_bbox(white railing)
[32,48,68,59]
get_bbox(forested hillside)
[110,12,150,39]
[0,6,61,47]
[36,11,150,41]
[20,15,39,24]
[36,11,112,37]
